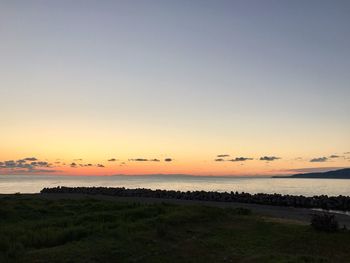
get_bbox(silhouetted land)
[41,186,350,211]
[1,195,350,263]
[273,168,350,179]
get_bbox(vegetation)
[0,196,350,263]
[311,214,339,232]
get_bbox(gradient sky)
[1,0,349,176]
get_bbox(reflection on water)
[1,174,350,197]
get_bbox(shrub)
[310,213,338,232]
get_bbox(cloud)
[260,156,280,161]
[68,162,106,168]
[128,158,162,162]
[3,160,16,167]
[69,162,102,168]
[129,158,149,162]
[36,161,49,167]
[108,158,117,162]
[310,157,328,163]
[24,157,38,161]
[228,157,253,162]
[0,158,55,173]
[344,152,350,154]
[0,156,105,172]
[217,154,230,158]
[215,158,225,162]
[329,155,341,159]
[128,157,172,162]
[73,159,83,161]
[0,160,51,169]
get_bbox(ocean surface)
[1,174,350,197]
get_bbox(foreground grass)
[0,196,349,263]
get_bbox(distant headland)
[273,168,350,179]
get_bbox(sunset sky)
[1,1,349,176]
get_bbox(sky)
[0,0,349,176]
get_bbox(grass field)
[0,195,350,263]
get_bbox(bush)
[310,213,338,232]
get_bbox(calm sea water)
[1,174,350,197]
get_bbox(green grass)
[0,196,349,263]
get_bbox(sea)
[0,174,350,197]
